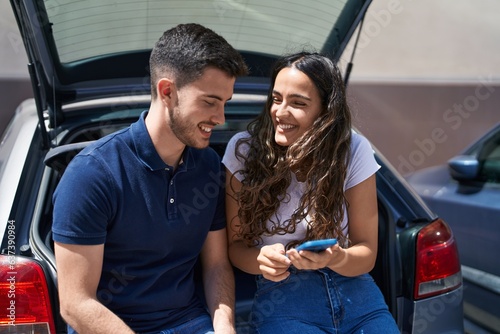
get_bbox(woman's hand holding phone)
[257,243,291,282]
[295,238,338,252]
[287,238,342,270]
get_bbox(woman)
[223,52,399,333]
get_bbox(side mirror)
[448,155,479,181]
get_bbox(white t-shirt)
[222,131,380,247]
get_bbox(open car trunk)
[30,94,403,332]
[3,1,465,332]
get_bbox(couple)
[52,23,398,333]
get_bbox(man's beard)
[168,104,208,149]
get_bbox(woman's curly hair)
[231,52,352,249]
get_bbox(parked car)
[1,0,464,333]
[406,122,500,333]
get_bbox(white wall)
[337,0,500,173]
[0,1,30,79]
[342,0,500,83]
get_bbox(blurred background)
[1,0,500,176]
[341,0,500,177]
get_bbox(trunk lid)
[10,0,371,142]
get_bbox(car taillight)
[0,255,56,334]
[414,219,462,299]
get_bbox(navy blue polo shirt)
[52,111,226,332]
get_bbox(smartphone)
[295,238,338,252]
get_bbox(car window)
[44,0,353,63]
[478,133,500,183]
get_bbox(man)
[52,23,248,333]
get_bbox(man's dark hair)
[150,23,248,99]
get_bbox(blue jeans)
[155,314,214,334]
[67,314,214,334]
[250,267,399,333]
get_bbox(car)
[405,122,500,333]
[1,0,464,333]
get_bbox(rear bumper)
[403,286,464,333]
